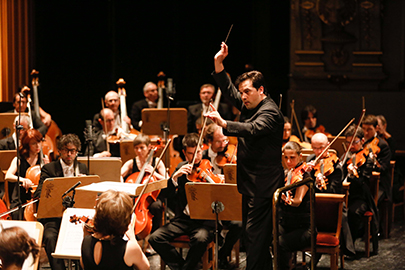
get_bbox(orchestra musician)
[11,93,48,136]
[283,116,311,149]
[33,134,88,270]
[201,123,242,269]
[0,115,31,150]
[92,91,132,133]
[130,82,159,131]
[187,84,232,133]
[86,108,123,158]
[148,133,215,270]
[376,115,396,160]
[120,133,166,239]
[342,125,379,256]
[206,42,284,270]
[5,129,49,220]
[361,115,392,204]
[80,190,150,270]
[0,226,40,270]
[300,105,329,143]
[279,141,313,270]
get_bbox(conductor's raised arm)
[214,42,228,74]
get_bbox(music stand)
[0,113,18,139]
[77,157,121,182]
[36,175,101,219]
[185,182,242,270]
[141,108,187,136]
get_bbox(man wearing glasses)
[34,134,88,270]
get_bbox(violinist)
[130,82,159,131]
[0,115,31,150]
[306,133,343,194]
[283,116,311,149]
[80,190,150,270]
[11,92,48,136]
[120,133,165,238]
[92,91,132,133]
[149,133,215,270]
[86,108,123,157]
[33,134,88,270]
[342,125,379,255]
[361,114,392,203]
[279,141,313,270]
[376,115,396,160]
[5,129,49,220]
[301,105,330,143]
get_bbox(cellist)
[149,133,216,270]
[120,133,166,245]
[5,129,49,220]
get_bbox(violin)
[0,199,10,220]
[346,137,380,178]
[215,143,237,168]
[312,152,339,190]
[187,159,224,184]
[305,125,331,140]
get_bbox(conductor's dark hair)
[235,70,267,95]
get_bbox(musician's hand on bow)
[305,160,315,172]
[214,42,228,73]
[204,103,227,129]
[172,164,193,183]
[315,173,327,190]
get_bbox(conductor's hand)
[214,42,228,74]
[204,103,227,129]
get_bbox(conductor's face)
[59,143,78,166]
[238,79,264,110]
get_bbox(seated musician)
[283,116,311,149]
[5,129,49,220]
[202,123,242,269]
[130,82,159,131]
[11,92,48,136]
[0,226,40,270]
[361,114,392,204]
[33,134,88,270]
[187,84,232,133]
[149,133,215,270]
[300,105,329,143]
[306,133,343,194]
[80,190,150,270]
[279,141,313,269]
[0,115,30,150]
[92,91,132,133]
[120,133,165,238]
[86,108,124,158]
[342,125,379,255]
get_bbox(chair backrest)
[369,171,380,206]
[390,160,396,188]
[315,193,345,239]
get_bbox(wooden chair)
[302,193,346,270]
[363,171,380,257]
[380,160,396,238]
[160,235,215,270]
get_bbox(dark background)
[30,1,290,144]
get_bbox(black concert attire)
[279,162,313,270]
[9,108,48,137]
[84,129,120,157]
[364,135,392,203]
[201,148,243,265]
[130,99,152,131]
[128,157,163,234]
[187,102,232,133]
[342,151,379,254]
[149,161,215,270]
[81,235,132,270]
[92,111,122,133]
[33,160,88,270]
[0,136,16,150]
[9,156,41,220]
[213,69,284,270]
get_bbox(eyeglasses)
[214,139,229,145]
[345,140,361,145]
[61,148,77,154]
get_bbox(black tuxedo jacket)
[130,99,149,131]
[0,136,15,150]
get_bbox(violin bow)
[290,100,304,142]
[100,98,110,153]
[278,94,282,110]
[339,109,366,167]
[190,102,212,167]
[313,118,355,164]
[132,139,172,212]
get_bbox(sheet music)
[53,208,95,259]
[77,181,141,196]
[0,220,41,270]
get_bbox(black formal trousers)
[41,218,65,270]
[149,215,214,270]
[242,195,273,270]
